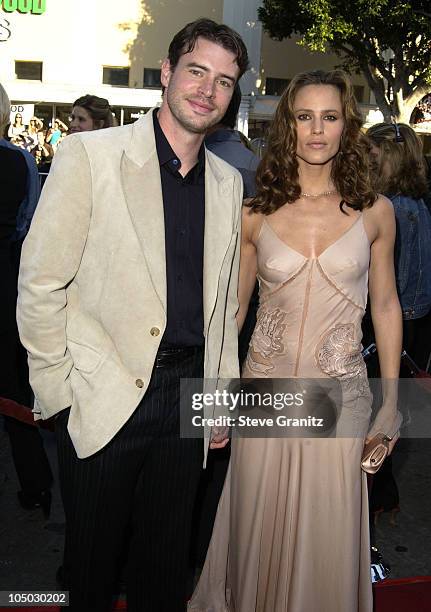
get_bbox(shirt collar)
[152,108,205,178]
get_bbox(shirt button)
[177,274,183,282]
[150,326,160,337]
[173,159,179,165]
[180,229,186,236]
[135,379,144,388]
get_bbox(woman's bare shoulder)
[363,194,395,243]
[242,202,265,243]
[365,194,394,221]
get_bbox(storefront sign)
[10,103,35,126]
[0,17,11,40]
[0,0,46,14]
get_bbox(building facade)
[0,0,394,137]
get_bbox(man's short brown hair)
[167,18,249,79]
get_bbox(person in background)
[8,112,26,139]
[205,83,259,198]
[205,83,260,358]
[192,87,261,576]
[46,118,68,151]
[367,122,431,365]
[69,94,114,133]
[30,129,54,165]
[0,83,52,518]
[366,122,431,523]
[23,116,43,150]
[0,99,40,242]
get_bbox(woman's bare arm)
[367,196,403,450]
[236,205,260,333]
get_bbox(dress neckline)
[262,214,365,261]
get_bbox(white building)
[0,0,377,136]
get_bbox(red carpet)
[0,396,54,430]
[1,578,431,612]
[373,576,431,611]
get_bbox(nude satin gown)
[189,213,373,612]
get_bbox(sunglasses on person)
[392,121,404,143]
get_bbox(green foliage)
[258,0,431,120]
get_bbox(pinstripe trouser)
[56,347,204,612]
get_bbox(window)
[143,68,161,88]
[103,66,129,87]
[15,61,42,80]
[265,77,290,96]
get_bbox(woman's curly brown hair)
[249,69,376,215]
[367,122,428,199]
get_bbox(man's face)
[160,37,240,134]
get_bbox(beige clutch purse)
[361,434,390,474]
[361,413,402,474]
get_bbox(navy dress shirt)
[153,110,205,348]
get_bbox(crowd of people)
[6,94,116,175]
[8,114,67,163]
[1,16,431,612]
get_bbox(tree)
[258,0,431,123]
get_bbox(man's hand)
[209,426,230,449]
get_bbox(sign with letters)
[0,0,46,14]
[0,0,45,41]
[10,103,35,126]
[0,16,11,39]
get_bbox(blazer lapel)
[203,151,236,332]
[121,114,237,325]
[121,112,166,311]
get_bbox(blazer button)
[150,327,160,337]
[135,379,144,388]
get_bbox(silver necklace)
[301,189,337,198]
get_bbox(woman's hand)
[366,197,403,456]
[365,404,402,455]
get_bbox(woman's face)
[15,114,23,125]
[293,84,345,167]
[369,141,390,178]
[69,105,94,133]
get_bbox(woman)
[7,112,25,138]
[23,116,43,150]
[46,118,68,151]
[69,94,114,133]
[366,123,431,522]
[189,70,402,612]
[367,123,431,358]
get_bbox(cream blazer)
[17,110,242,460]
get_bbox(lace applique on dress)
[246,307,287,375]
[316,323,366,380]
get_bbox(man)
[205,83,260,199]
[17,19,248,612]
[0,83,52,517]
[192,87,261,571]
[0,98,40,241]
